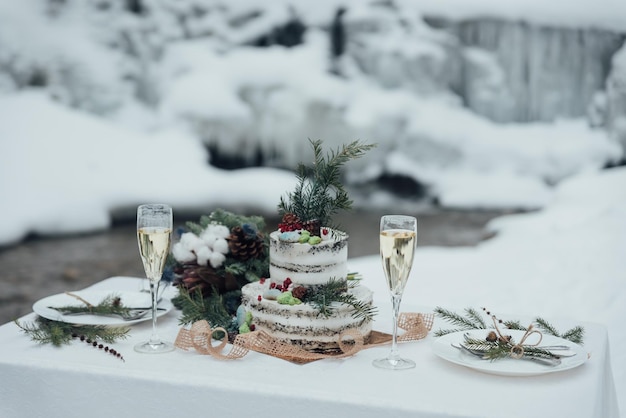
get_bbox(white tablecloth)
[0,276,619,418]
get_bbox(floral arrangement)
[170,209,269,330]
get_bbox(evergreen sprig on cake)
[278,139,375,237]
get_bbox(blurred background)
[0,0,625,322]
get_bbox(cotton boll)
[212,237,230,254]
[200,230,218,247]
[180,232,205,252]
[209,251,226,268]
[195,246,213,266]
[172,242,196,263]
[207,224,231,239]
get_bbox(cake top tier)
[269,228,349,288]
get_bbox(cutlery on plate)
[54,308,165,321]
[452,344,563,367]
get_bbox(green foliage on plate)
[434,306,584,345]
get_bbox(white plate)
[432,329,588,376]
[33,290,173,326]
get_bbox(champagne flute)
[373,215,418,370]
[135,204,174,354]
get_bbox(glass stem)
[148,281,161,346]
[389,293,402,361]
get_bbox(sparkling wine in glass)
[373,215,418,370]
[135,204,174,354]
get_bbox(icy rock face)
[345,6,462,98]
[461,46,515,123]
[339,10,625,125]
[425,17,625,123]
[606,44,626,156]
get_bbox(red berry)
[260,278,266,284]
[322,228,328,235]
[250,324,256,331]
[276,285,283,291]
[270,282,276,289]
[257,295,262,302]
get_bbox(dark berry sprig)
[72,333,125,362]
[481,307,526,331]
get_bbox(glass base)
[372,357,416,370]
[134,340,175,354]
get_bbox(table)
[0,274,620,418]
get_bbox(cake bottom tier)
[240,282,374,352]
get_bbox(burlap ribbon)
[490,316,543,359]
[175,312,434,364]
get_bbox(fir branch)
[434,306,487,331]
[502,320,526,331]
[278,139,375,227]
[536,318,585,344]
[172,287,234,328]
[534,317,561,337]
[465,307,487,329]
[15,317,129,347]
[433,328,467,337]
[435,307,585,345]
[462,336,512,361]
[302,278,377,321]
[560,326,585,345]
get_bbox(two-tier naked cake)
[240,140,376,352]
[241,229,374,351]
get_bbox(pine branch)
[278,139,375,227]
[502,320,526,331]
[465,307,487,329]
[434,306,487,330]
[15,317,129,347]
[433,328,467,337]
[462,336,512,361]
[434,307,586,345]
[302,278,377,321]
[534,317,560,336]
[172,287,234,328]
[560,326,585,345]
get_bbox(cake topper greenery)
[278,139,376,236]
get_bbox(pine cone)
[291,286,307,300]
[278,213,302,232]
[302,219,321,236]
[228,226,265,261]
[175,264,239,297]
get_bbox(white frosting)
[241,281,373,351]
[269,229,348,287]
[242,228,375,351]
